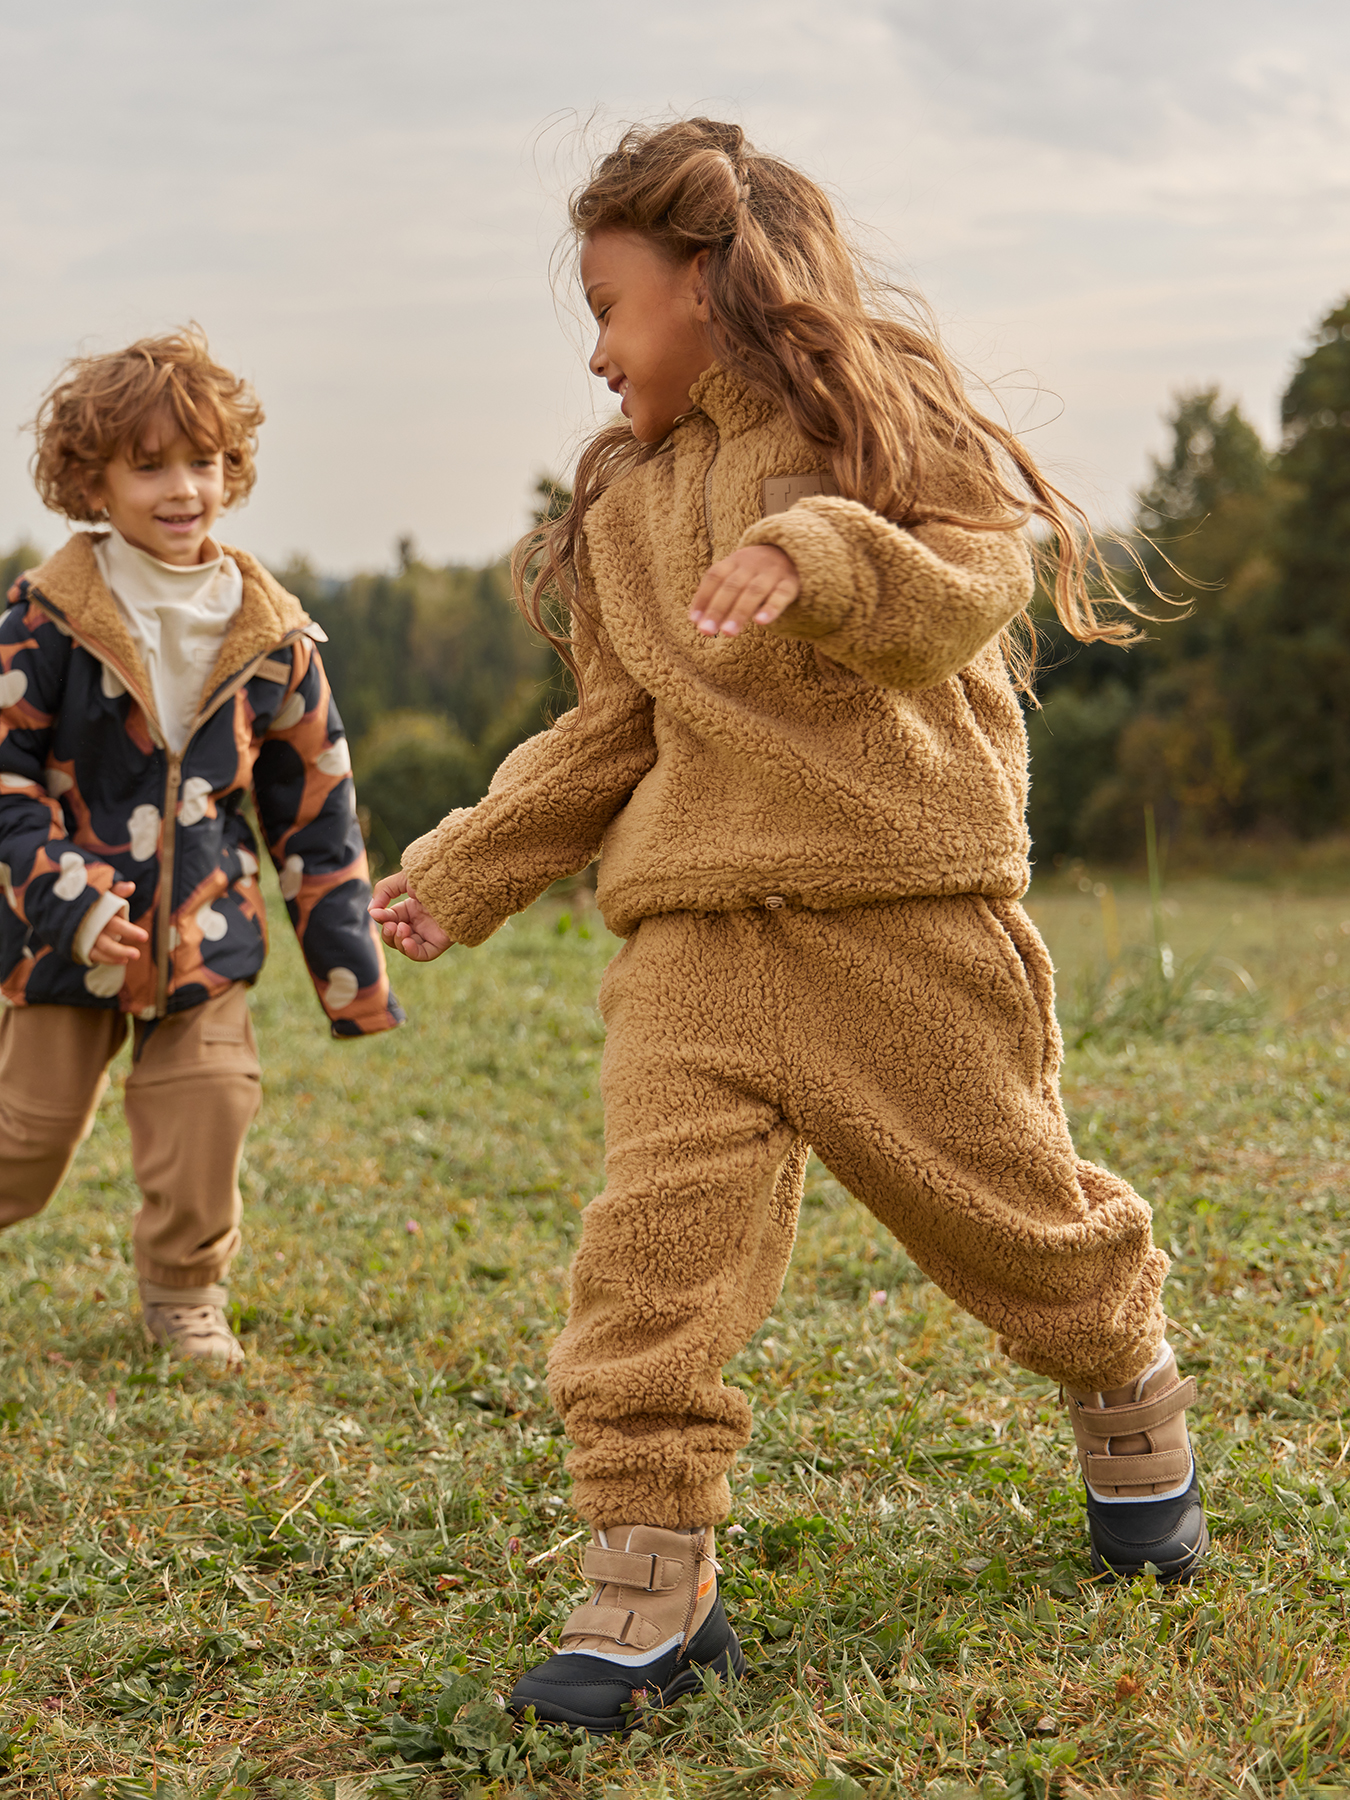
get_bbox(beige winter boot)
[508,1524,744,1732]
[140,1282,244,1370]
[1065,1343,1207,1581]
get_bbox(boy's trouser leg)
[126,984,261,1290]
[0,1004,126,1223]
[549,900,1168,1529]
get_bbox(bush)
[1025,680,1135,863]
[353,711,486,870]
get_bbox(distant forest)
[2,297,1347,872]
[1028,292,1350,864]
[281,521,562,872]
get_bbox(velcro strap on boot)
[558,1603,665,1651]
[1071,1376,1196,1438]
[581,1546,683,1592]
[1084,1447,1192,1487]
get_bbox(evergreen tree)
[1026,389,1276,858]
[277,537,558,755]
[1239,298,1350,833]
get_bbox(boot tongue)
[1101,1344,1176,1410]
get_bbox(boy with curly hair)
[0,328,402,1367]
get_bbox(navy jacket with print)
[0,532,403,1036]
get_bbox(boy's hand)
[91,881,148,966]
[689,545,799,638]
[369,871,452,962]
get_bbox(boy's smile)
[90,416,227,566]
[582,228,715,446]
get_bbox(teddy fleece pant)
[0,983,261,1289]
[547,897,1170,1530]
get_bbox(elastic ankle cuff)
[569,1477,730,1532]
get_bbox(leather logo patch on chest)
[762,473,839,516]
[255,658,291,686]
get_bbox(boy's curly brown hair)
[31,326,264,522]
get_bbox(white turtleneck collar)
[92,527,243,755]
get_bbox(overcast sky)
[2,0,1347,572]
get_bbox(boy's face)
[90,415,227,566]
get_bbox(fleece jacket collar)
[18,531,312,745]
[687,364,778,439]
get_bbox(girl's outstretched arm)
[387,579,656,951]
[737,476,1033,691]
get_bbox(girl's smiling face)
[89,414,226,566]
[582,228,715,445]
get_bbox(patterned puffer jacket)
[0,531,403,1036]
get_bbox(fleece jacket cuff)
[71,891,129,967]
[739,501,856,639]
[401,813,493,943]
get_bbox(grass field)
[1,863,1349,1798]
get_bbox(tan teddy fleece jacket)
[403,365,1035,941]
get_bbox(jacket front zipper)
[23,584,316,1017]
[156,756,181,1016]
[142,632,311,1017]
[702,427,722,562]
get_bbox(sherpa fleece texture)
[549,899,1168,1531]
[401,364,1035,942]
[0,533,402,1033]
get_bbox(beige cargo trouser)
[547,897,1169,1530]
[0,983,261,1288]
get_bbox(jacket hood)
[15,531,312,743]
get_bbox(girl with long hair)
[371,117,1207,1734]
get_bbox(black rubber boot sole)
[1086,1464,1209,1583]
[508,1594,747,1735]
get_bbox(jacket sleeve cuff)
[400,826,447,877]
[738,501,860,638]
[400,812,484,940]
[71,891,129,967]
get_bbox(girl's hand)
[689,545,799,638]
[368,871,452,962]
[91,881,148,966]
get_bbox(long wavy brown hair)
[515,117,1145,702]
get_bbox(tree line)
[2,302,1347,871]
[0,485,565,876]
[1027,293,1350,862]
